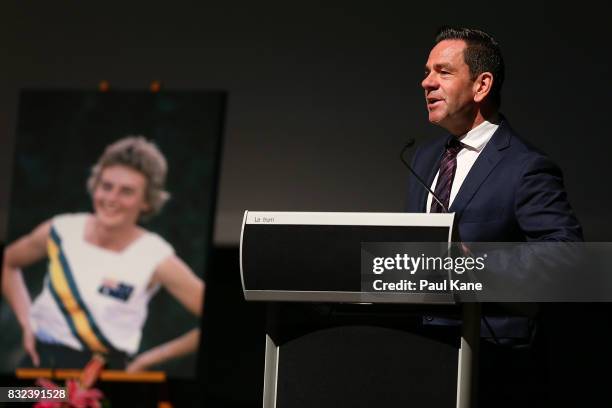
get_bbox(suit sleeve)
[469,155,585,304]
[514,154,583,242]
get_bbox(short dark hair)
[435,26,505,107]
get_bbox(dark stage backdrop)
[0,3,610,245]
[0,3,611,407]
[0,90,225,377]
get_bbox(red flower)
[66,379,104,408]
[34,355,106,408]
[34,378,64,408]
[80,354,105,389]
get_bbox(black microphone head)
[400,138,416,160]
[404,138,416,148]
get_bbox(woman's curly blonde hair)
[86,136,170,222]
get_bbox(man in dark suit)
[406,27,583,406]
[407,27,582,242]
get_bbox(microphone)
[400,138,448,213]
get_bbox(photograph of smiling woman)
[1,136,205,371]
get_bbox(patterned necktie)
[430,138,464,213]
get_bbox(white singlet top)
[29,213,174,355]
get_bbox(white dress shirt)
[426,120,499,212]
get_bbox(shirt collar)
[458,120,499,152]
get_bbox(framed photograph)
[0,89,225,378]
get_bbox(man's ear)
[473,72,494,103]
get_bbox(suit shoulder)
[502,122,555,163]
[503,128,564,179]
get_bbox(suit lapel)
[449,120,512,215]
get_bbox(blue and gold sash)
[46,227,114,354]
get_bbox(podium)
[240,211,480,408]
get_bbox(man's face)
[422,39,477,135]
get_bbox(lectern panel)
[242,224,449,292]
[276,325,458,408]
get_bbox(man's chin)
[428,116,456,134]
[428,113,445,126]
